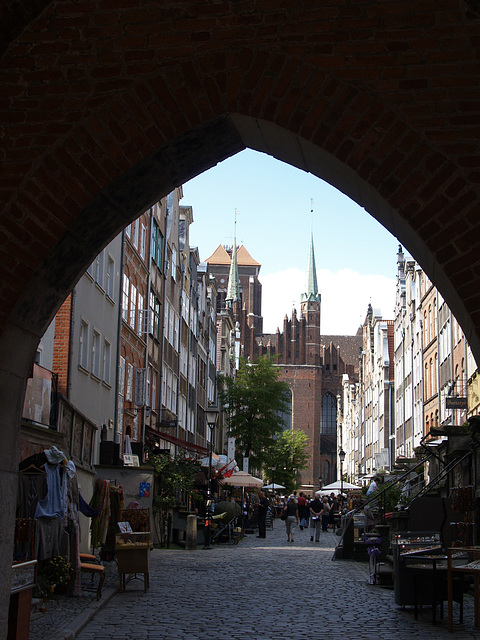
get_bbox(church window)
[321,393,337,435]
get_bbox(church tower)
[225,231,240,308]
[300,232,321,365]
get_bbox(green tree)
[263,429,310,494]
[150,454,202,546]
[219,355,291,469]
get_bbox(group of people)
[280,491,342,543]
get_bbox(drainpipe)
[114,229,126,447]
[67,288,75,401]
[158,204,169,441]
[402,328,406,456]
[141,207,153,457]
[175,257,186,445]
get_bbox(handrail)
[402,450,472,509]
[352,451,433,517]
[332,452,433,559]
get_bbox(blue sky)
[183,149,401,335]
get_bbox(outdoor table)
[447,547,480,632]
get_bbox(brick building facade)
[211,232,362,494]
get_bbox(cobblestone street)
[62,521,479,640]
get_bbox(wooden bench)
[79,553,105,600]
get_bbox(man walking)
[256,491,269,538]
[309,492,323,542]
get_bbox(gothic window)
[323,460,330,484]
[278,388,292,432]
[321,393,337,435]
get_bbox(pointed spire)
[225,213,240,305]
[301,231,321,303]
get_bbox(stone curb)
[46,586,118,640]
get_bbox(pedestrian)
[328,494,338,530]
[297,492,309,530]
[256,491,269,538]
[284,495,299,543]
[321,496,330,532]
[309,492,323,542]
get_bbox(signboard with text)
[446,397,468,410]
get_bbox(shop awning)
[153,429,209,455]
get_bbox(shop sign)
[446,396,468,409]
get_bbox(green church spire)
[301,232,321,303]
[226,213,240,305]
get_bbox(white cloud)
[261,268,396,335]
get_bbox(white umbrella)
[220,471,263,488]
[320,481,361,492]
[262,483,286,490]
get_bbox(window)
[126,363,133,401]
[133,219,139,248]
[94,251,104,288]
[171,247,177,281]
[150,291,160,339]
[321,393,337,435]
[137,292,144,335]
[92,329,101,378]
[79,320,89,370]
[146,368,151,408]
[122,275,129,321]
[106,256,115,299]
[151,221,164,271]
[103,340,111,385]
[140,224,147,260]
[151,369,157,412]
[129,284,137,330]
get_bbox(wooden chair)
[79,553,105,600]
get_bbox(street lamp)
[271,465,276,491]
[339,448,346,504]
[204,405,218,550]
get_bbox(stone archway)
[2,1,480,631]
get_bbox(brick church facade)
[206,234,362,495]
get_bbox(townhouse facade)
[341,246,474,486]
[23,189,220,475]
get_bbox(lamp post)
[271,466,276,491]
[271,466,276,514]
[204,405,219,550]
[339,448,346,505]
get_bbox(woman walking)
[284,496,299,543]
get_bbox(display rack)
[115,513,151,592]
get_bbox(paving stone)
[38,521,480,640]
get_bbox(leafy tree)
[150,454,202,545]
[263,429,310,494]
[219,355,291,470]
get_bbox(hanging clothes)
[17,470,47,519]
[100,485,124,561]
[34,517,69,561]
[35,463,65,519]
[89,479,111,549]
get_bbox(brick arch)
[2,1,480,629]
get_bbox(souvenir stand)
[114,508,151,592]
[11,446,87,638]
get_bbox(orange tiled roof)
[205,244,261,267]
[237,245,260,266]
[205,245,231,264]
